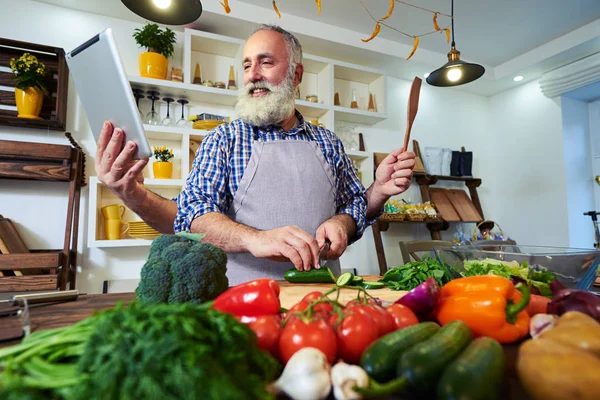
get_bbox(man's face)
[235,30,301,127]
[242,30,292,90]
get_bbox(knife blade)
[0,290,81,306]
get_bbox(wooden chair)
[399,240,453,264]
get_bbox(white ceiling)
[30,0,600,97]
[239,0,600,67]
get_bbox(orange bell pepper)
[435,275,530,344]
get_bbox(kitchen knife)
[0,290,81,306]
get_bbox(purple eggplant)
[395,277,441,316]
[547,288,600,322]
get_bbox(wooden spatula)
[403,77,422,152]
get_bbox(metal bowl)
[434,244,600,292]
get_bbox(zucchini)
[336,272,354,286]
[283,267,336,283]
[362,281,385,289]
[437,337,505,400]
[360,322,439,382]
[398,320,473,393]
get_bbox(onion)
[547,288,600,322]
[394,277,440,316]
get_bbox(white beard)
[235,75,296,127]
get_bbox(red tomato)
[386,304,419,330]
[248,315,282,359]
[351,305,395,336]
[279,317,338,365]
[288,300,309,313]
[302,291,324,303]
[313,302,334,319]
[336,313,379,364]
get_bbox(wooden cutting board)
[429,188,461,222]
[446,189,483,222]
[278,276,407,309]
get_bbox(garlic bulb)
[268,347,331,400]
[331,362,369,400]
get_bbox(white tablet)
[66,28,152,159]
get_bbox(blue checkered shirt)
[174,112,373,240]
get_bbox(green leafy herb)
[0,302,279,400]
[380,255,453,290]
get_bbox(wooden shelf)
[0,115,65,131]
[377,218,444,232]
[0,38,69,132]
[0,140,83,290]
[415,174,482,186]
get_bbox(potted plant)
[133,23,176,80]
[9,53,48,119]
[152,146,175,179]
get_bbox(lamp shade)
[122,0,202,25]
[426,59,485,87]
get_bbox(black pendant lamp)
[426,0,484,87]
[122,0,202,25]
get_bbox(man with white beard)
[95,25,416,284]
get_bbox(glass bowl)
[434,245,600,292]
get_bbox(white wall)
[0,0,577,292]
[488,81,569,247]
[560,96,595,248]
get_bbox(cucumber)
[336,272,354,286]
[352,276,364,285]
[398,320,473,393]
[283,267,336,283]
[362,281,385,289]
[437,337,505,400]
[360,322,440,382]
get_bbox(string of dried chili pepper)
[381,0,395,21]
[272,0,281,18]
[433,13,441,31]
[406,36,419,60]
[219,0,231,14]
[362,23,381,43]
[445,28,451,43]
[316,0,322,14]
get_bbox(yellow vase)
[153,162,173,179]
[15,87,44,119]
[139,52,168,80]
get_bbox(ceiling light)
[426,0,485,87]
[152,0,171,9]
[513,75,524,82]
[122,0,202,25]
[424,73,430,78]
[447,68,462,82]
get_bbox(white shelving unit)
[88,28,387,248]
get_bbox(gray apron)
[226,128,341,285]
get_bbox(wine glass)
[161,97,174,126]
[145,90,161,126]
[176,99,190,127]
[132,88,144,119]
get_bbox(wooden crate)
[0,37,69,131]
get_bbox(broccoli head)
[136,233,228,305]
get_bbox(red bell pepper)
[212,278,281,317]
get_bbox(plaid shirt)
[175,112,372,240]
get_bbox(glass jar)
[306,94,318,103]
